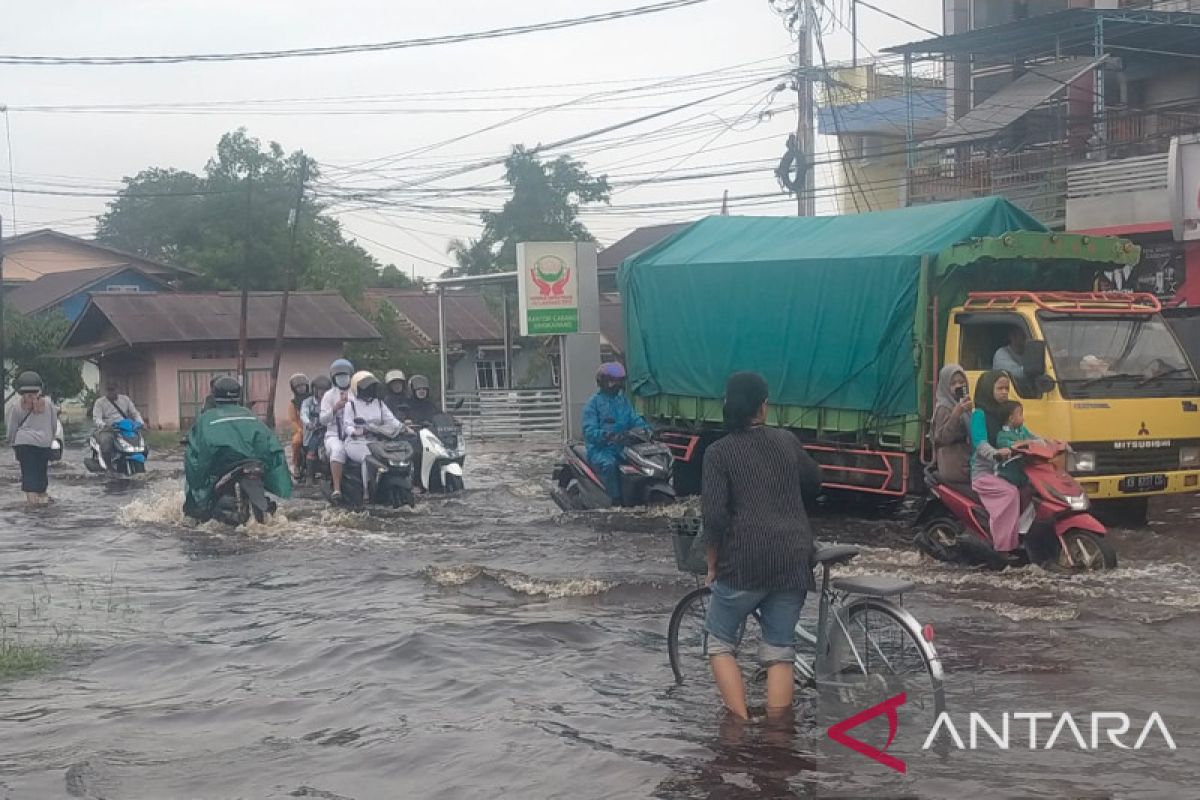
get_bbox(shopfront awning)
[928,57,1105,148]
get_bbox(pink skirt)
[971,473,1021,552]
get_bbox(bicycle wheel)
[821,599,945,724]
[666,586,766,687]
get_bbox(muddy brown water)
[1,440,1197,798]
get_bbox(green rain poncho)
[183,404,293,520]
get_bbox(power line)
[853,0,939,38]
[0,0,711,66]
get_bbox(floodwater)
[1,438,1198,799]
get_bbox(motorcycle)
[85,419,148,475]
[332,420,416,509]
[49,416,64,463]
[211,459,277,526]
[551,429,675,511]
[914,440,1116,571]
[417,412,466,493]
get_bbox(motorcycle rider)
[342,371,406,499]
[92,381,145,467]
[301,374,331,482]
[319,358,356,503]
[183,376,292,522]
[287,373,310,479]
[406,375,439,427]
[583,362,648,503]
[383,369,409,421]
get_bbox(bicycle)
[667,517,945,717]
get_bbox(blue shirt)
[582,391,647,461]
[992,345,1025,379]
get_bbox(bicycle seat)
[831,576,915,597]
[813,544,859,567]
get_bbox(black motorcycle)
[211,459,276,526]
[333,420,416,509]
[551,429,675,511]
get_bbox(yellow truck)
[621,199,1200,522]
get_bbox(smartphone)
[954,385,969,402]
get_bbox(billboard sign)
[517,242,580,336]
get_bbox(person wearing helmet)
[286,373,311,479]
[383,369,409,421]
[319,358,355,501]
[183,376,292,521]
[406,375,439,427]
[6,371,58,505]
[583,362,648,503]
[301,374,332,482]
[202,374,239,413]
[339,371,406,499]
[91,380,146,470]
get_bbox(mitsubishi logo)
[1138,422,1151,436]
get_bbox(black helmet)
[211,376,242,405]
[356,373,381,402]
[311,374,332,395]
[409,374,430,398]
[14,370,43,393]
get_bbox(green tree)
[3,309,83,401]
[96,129,415,300]
[447,146,610,275]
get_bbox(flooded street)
[2,439,1199,799]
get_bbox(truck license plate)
[1119,474,1168,494]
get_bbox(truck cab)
[944,291,1200,509]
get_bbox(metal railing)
[1067,152,1168,200]
[445,388,563,438]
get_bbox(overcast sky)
[0,0,942,279]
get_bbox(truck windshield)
[1041,315,1200,399]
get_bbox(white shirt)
[94,394,144,427]
[341,397,401,439]
[319,385,349,432]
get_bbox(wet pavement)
[1,439,1198,798]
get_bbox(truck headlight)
[1182,447,1200,469]
[1068,450,1096,473]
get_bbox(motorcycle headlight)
[116,438,137,452]
[1181,447,1200,469]
[1068,450,1096,473]
[1067,494,1091,512]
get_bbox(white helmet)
[385,369,407,385]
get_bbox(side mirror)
[454,398,465,410]
[1023,339,1047,379]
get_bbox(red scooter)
[915,440,1117,571]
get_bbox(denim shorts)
[704,581,806,665]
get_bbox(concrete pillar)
[561,243,601,440]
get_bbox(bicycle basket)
[669,515,708,575]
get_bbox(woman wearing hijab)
[702,372,823,720]
[5,371,58,505]
[931,364,974,486]
[969,370,1021,555]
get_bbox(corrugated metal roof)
[66,291,379,349]
[6,264,168,315]
[927,57,1104,148]
[370,289,503,344]
[598,223,691,270]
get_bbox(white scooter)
[49,417,64,463]
[417,412,466,493]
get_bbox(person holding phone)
[319,358,356,503]
[6,371,58,506]
[931,364,974,487]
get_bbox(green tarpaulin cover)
[618,197,1045,418]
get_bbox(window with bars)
[475,360,508,390]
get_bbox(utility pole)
[265,158,309,429]
[851,0,858,67]
[796,0,815,216]
[237,166,254,406]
